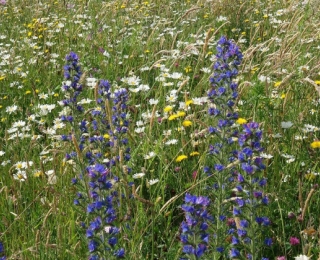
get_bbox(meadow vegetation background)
[0,0,320,259]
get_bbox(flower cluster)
[70,77,132,258]
[0,242,5,260]
[204,36,245,255]
[199,37,271,258]
[59,51,84,123]
[179,194,213,259]
[228,122,271,259]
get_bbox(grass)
[0,0,320,259]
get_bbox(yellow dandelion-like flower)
[176,155,188,162]
[305,173,316,181]
[310,141,320,149]
[274,81,282,87]
[168,114,178,121]
[314,80,320,85]
[34,171,43,177]
[176,111,186,117]
[185,100,194,106]
[103,134,110,139]
[184,66,192,73]
[182,120,192,127]
[25,90,31,95]
[280,93,286,99]
[236,118,247,125]
[190,151,200,156]
[164,106,173,113]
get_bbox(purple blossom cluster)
[179,194,213,259]
[207,36,242,129]
[0,242,5,260]
[60,52,131,259]
[181,36,272,259]
[59,51,84,123]
[227,123,272,259]
[73,88,131,259]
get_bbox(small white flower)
[6,105,18,114]
[86,77,98,88]
[163,130,172,137]
[136,120,145,127]
[148,179,159,186]
[133,173,145,179]
[258,75,271,83]
[144,152,156,159]
[260,153,273,159]
[13,170,27,182]
[38,93,49,100]
[281,121,293,129]
[134,127,145,134]
[12,120,26,128]
[294,255,310,260]
[165,139,178,145]
[200,67,211,74]
[216,16,228,22]
[149,99,159,105]
[170,72,183,79]
[139,84,150,91]
[0,151,5,156]
[166,94,177,103]
[294,135,307,140]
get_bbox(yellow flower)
[185,100,194,106]
[190,151,200,156]
[305,173,316,181]
[280,93,286,99]
[103,134,110,139]
[0,75,6,80]
[168,114,178,121]
[25,90,31,95]
[314,80,320,85]
[176,111,186,117]
[182,120,192,127]
[164,106,173,113]
[184,66,192,73]
[310,141,320,149]
[236,118,247,125]
[34,171,43,177]
[274,81,282,87]
[176,155,188,162]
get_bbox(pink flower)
[290,236,300,246]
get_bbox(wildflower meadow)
[1,0,320,259]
